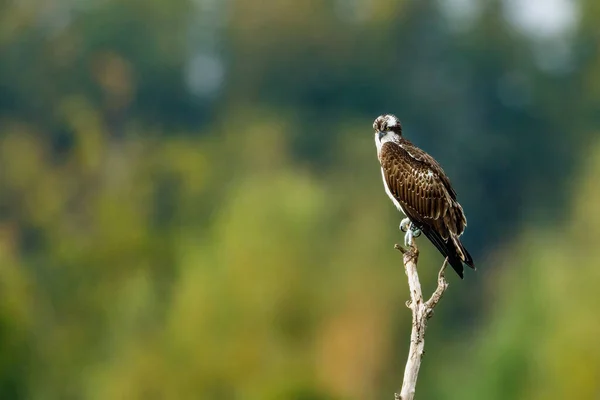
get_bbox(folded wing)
[379,140,474,277]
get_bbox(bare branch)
[394,243,407,254]
[425,259,449,312]
[394,239,449,400]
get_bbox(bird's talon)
[399,218,410,233]
[409,223,422,237]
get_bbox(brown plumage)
[373,114,474,278]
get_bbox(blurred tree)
[0,0,598,398]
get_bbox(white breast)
[381,167,406,216]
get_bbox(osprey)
[373,114,474,278]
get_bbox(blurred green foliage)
[1,0,600,399]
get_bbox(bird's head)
[373,114,402,143]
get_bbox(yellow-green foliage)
[0,106,430,399]
[4,98,600,398]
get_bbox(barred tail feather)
[422,228,474,279]
[452,235,475,270]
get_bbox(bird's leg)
[404,228,413,247]
[400,218,411,233]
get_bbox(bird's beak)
[377,131,385,140]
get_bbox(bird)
[373,114,475,278]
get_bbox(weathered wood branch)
[393,238,449,400]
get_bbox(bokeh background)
[1,0,600,398]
